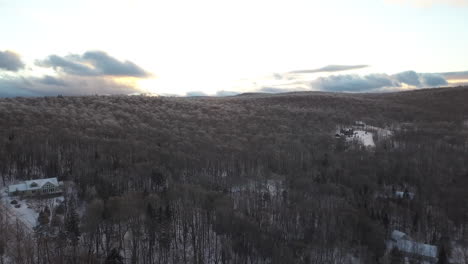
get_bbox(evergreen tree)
[37,210,49,226]
[145,203,157,246]
[105,248,124,264]
[43,206,51,217]
[0,240,5,262]
[65,207,80,245]
[437,246,448,264]
[389,247,404,264]
[50,213,62,227]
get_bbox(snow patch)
[1,196,38,229]
[1,188,65,230]
[335,123,394,148]
[232,179,283,196]
[348,130,375,147]
[387,230,437,261]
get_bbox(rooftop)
[389,230,437,259]
[8,177,61,192]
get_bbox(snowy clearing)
[349,130,375,147]
[335,122,394,148]
[0,187,64,230]
[232,179,283,196]
[366,125,393,138]
[0,195,38,229]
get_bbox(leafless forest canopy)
[0,87,468,263]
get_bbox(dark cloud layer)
[311,71,448,92]
[290,65,368,74]
[393,71,421,86]
[420,73,447,86]
[82,51,150,77]
[39,55,96,76]
[37,51,151,78]
[393,71,447,87]
[38,75,67,86]
[0,50,25,72]
[440,71,468,81]
[312,74,397,92]
[0,50,151,97]
[0,75,138,97]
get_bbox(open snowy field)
[0,187,64,230]
[348,130,375,147]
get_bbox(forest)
[0,86,467,264]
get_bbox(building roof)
[395,191,415,199]
[390,230,437,259]
[8,177,60,192]
[391,230,409,241]
[392,239,437,258]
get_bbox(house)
[388,230,437,263]
[395,190,415,200]
[7,177,63,197]
[355,121,366,127]
[340,128,355,137]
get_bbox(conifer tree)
[105,248,124,264]
[65,207,80,245]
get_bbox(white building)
[7,177,63,197]
[388,230,438,263]
[395,191,415,200]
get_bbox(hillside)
[0,86,467,263]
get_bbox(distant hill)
[1,86,467,148]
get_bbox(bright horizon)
[1,0,468,96]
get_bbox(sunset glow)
[1,0,467,96]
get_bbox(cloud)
[0,75,138,97]
[38,75,67,86]
[82,51,150,77]
[312,74,398,92]
[439,71,468,81]
[419,73,447,86]
[215,90,239,96]
[38,55,95,76]
[289,65,369,74]
[392,71,447,86]
[393,71,421,86]
[310,71,448,92]
[0,50,25,72]
[37,51,151,78]
[185,91,208,97]
[1,50,153,97]
[0,77,39,97]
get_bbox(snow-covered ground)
[366,125,393,138]
[0,187,64,230]
[335,123,394,148]
[7,199,38,228]
[0,196,38,229]
[231,179,283,196]
[348,130,375,147]
[387,230,437,264]
[451,242,468,264]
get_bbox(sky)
[0,0,467,97]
